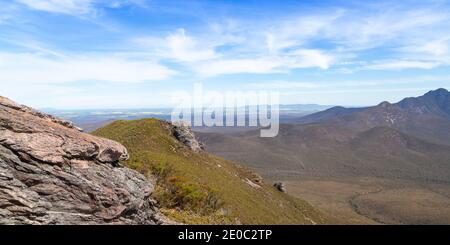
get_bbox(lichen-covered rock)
[170,122,204,152]
[0,96,163,224]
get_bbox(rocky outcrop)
[170,122,204,152]
[0,96,83,132]
[0,96,163,224]
[273,182,286,193]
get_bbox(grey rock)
[170,122,204,152]
[0,96,163,224]
[273,182,286,193]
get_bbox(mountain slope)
[290,88,450,146]
[397,88,450,118]
[293,106,365,124]
[198,124,450,181]
[92,119,332,224]
[197,89,450,181]
[196,88,450,224]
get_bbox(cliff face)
[0,96,163,224]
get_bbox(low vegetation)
[93,118,331,224]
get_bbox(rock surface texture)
[171,122,204,152]
[0,96,163,224]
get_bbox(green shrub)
[155,174,222,215]
[133,160,223,215]
[150,160,175,182]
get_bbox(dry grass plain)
[282,177,450,224]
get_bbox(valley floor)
[279,176,450,224]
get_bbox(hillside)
[198,124,450,181]
[293,88,450,146]
[294,106,365,125]
[92,119,331,224]
[196,89,450,224]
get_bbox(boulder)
[0,96,163,224]
[273,182,286,193]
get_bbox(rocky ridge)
[0,96,163,224]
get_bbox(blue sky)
[0,0,450,109]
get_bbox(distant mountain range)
[294,88,450,145]
[197,88,450,181]
[45,104,334,132]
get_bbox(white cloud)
[261,6,450,71]
[130,16,338,76]
[400,37,450,59]
[125,4,450,77]
[420,39,450,56]
[0,52,175,83]
[107,0,147,9]
[288,49,335,69]
[193,49,335,77]
[244,81,319,90]
[265,12,343,53]
[133,28,219,62]
[133,26,336,76]
[322,8,449,50]
[194,58,282,77]
[15,0,146,15]
[15,1,450,82]
[254,75,450,89]
[132,29,336,76]
[166,28,217,62]
[16,0,94,15]
[364,60,440,70]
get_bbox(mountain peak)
[378,101,392,108]
[425,88,449,96]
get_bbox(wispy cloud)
[128,2,450,76]
[1,0,450,108]
[244,81,319,90]
[192,49,335,77]
[134,27,336,76]
[364,60,441,70]
[194,58,282,77]
[0,52,175,83]
[322,8,449,50]
[264,11,344,53]
[13,0,450,78]
[15,0,147,16]
[16,0,95,15]
[241,75,450,90]
[166,28,217,62]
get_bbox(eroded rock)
[0,96,163,224]
[171,122,204,152]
